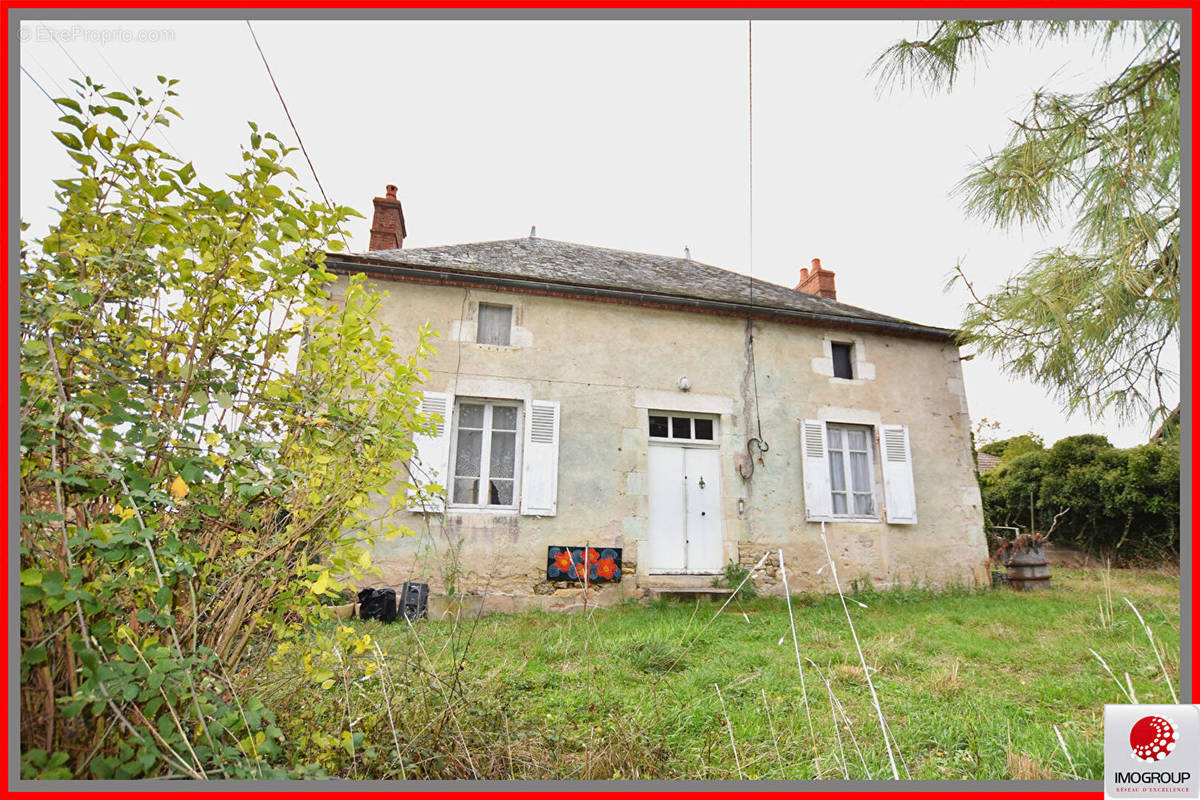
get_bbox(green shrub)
[19,77,434,777]
[979,434,1179,564]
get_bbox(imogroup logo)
[1131,715,1178,762]
[1105,705,1198,798]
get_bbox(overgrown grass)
[259,567,1180,779]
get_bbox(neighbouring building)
[325,186,990,612]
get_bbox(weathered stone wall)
[337,273,989,604]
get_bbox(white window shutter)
[406,391,453,512]
[520,400,560,516]
[881,424,917,525]
[800,419,833,522]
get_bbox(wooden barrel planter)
[1006,546,1051,590]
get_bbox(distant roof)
[326,237,957,340]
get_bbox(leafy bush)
[979,434,1179,564]
[19,77,436,777]
[978,433,1044,460]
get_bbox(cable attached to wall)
[741,18,770,482]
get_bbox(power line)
[245,20,351,250]
[748,19,754,312]
[746,19,767,452]
[21,64,117,169]
[87,38,181,155]
[20,64,59,106]
[40,22,87,80]
[33,23,180,155]
[245,22,334,210]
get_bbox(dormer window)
[477,303,513,346]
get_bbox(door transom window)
[648,412,718,443]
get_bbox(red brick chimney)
[368,184,406,251]
[795,257,837,300]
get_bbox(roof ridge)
[338,237,954,337]
[361,236,828,304]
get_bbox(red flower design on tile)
[576,547,600,568]
[553,550,573,573]
[596,557,617,580]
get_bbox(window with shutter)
[826,423,876,517]
[447,399,523,509]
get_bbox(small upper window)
[831,342,854,379]
[477,304,513,346]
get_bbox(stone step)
[637,573,723,589]
[645,586,734,602]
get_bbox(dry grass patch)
[1007,750,1056,779]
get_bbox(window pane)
[490,431,516,479]
[832,342,854,379]
[671,417,691,438]
[477,304,512,345]
[847,428,867,451]
[649,415,668,437]
[849,451,870,493]
[454,429,482,478]
[693,418,714,440]
[827,427,843,449]
[453,478,478,504]
[459,403,485,429]
[488,479,514,506]
[853,493,874,515]
[492,405,517,431]
[829,451,846,491]
[832,492,848,515]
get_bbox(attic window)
[831,342,854,379]
[477,304,512,346]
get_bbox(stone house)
[325,186,989,611]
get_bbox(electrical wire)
[21,64,118,170]
[245,21,351,251]
[746,19,768,454]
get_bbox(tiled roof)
[327,237,955,339]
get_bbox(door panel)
[648,445,686,573]
[684,448,724,573]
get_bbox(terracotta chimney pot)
[795,257,837,301]
[368,184,406,251]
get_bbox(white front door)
[648,444,723,574]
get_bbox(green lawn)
[260,567,1180,780]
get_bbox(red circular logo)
[1130,715,1177,761]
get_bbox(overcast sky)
[18,18,1175,447]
